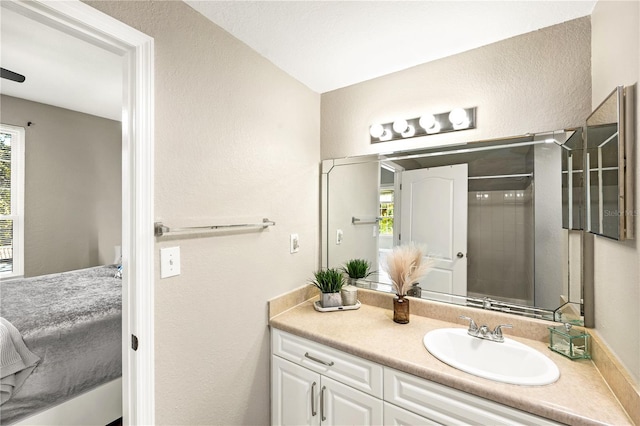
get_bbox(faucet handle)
[459,315,479,335]
[492,324,513,341]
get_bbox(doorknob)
[457,252,464,258]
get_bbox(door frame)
[2,1,155,424]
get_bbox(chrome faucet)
[478,325,490,338]
[459,315,512,343]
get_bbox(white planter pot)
[341,285,358,306]
[320,292,342,308]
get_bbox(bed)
[0,265,122,425]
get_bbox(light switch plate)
[160,246,181,278]
[336,229,343,245]
[290,234,300,253]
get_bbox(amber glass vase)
[393,295,410,324]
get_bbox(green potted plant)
[310,268,345,308]
[341,258,375,285]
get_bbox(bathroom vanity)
[269,289,632,425]
[272,329,560,425]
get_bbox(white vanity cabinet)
[271,329,561,426]
[271,329,383,425]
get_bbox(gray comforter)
[0,265,122,425]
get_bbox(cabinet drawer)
[272,329,383,398]
[384,368,561,425]
[383,402,440,426]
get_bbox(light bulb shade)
[401,125,415,138]
[379,128,393,141]
[448,108,468,126]
[419,114,436,130]
[369,123,384,138]
[392,119,409,134]
[426,121,441,134]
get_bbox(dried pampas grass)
[384,243,434,296]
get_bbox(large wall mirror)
[322,130,584,324]
[586,85,636,240]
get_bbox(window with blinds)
[0,125,25,277]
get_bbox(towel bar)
[351,216,382,225]
[154,218,275,237]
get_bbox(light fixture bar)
[370,107,476,144]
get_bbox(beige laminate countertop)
[269,299,631,426]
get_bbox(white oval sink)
[423,328,559,386]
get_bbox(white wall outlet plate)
[290,234,300,253]
[160,246,181,278]
[336,229,343,245]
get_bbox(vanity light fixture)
[370,107,476,144]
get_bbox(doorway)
[1,1,155,424]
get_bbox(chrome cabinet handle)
[320,386,326,421]
[304,352,334,366]
[311,381,317,416]
[457,252,464,258]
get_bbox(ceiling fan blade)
[1,68,26,83]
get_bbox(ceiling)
[0,6,122,121]
[186,0,597,93]
[0,1,596,120]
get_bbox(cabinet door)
[321,376,383,426]
[272,356,321,426]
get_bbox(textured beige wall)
[0,95,121,277]
[321,17,591,160]
[591,0,640,384]
[85,1,320,424]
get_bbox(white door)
[272,356,321,426]
[400,164,468,297]
[321,376,383,426]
